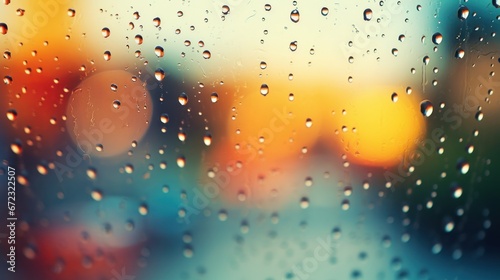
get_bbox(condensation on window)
[0,1,499,279]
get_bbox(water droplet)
[124,164,134,174]
[321,7,329,16]
[160,113,169,124]
[432,32,443,45]
[260,84,269,96]
[290,9,300,23]
[210,92,219,103]
[466,144,474,154]
[218,209,228,221]
[3,50,11,59]
[222,5,230,15]
[457,160,470,174]
[341,199,350,210]
[153,17,161,27]
[332,227,342,239]
[444,221,454,232]
[103,51,111,61]
[420,100,434,117]
[305,118,313,128]
[10,142,22,154]
[154,46,164,57]
[112,100,121,109]
[87,168,97,180]
[391,92,398,102]
[100,27,110,38]
[382,235,392,248]
[260,61,267,69]
[177,156,186,168]
[67,9,76,17]
[16,9,25,16]
[363,9,373,21]
[91,189,103,201]
[37,164,48,175]
[392,48,399,56]
[202,50,211,59]
[475,111,484,121]
[455,48,465,59]
[138,203,148,215]
[155,68,165,81]
[3,75,12,84]
[432,243,442,254]
[289,41,298,51]
[458,6,469,20]
[178,92,188,105]
[6,109,17,121]
[203,133,212,146]
[135,34,143,45]
[344,186,353,196]
[452,185,463,198]
[300,197,309,209]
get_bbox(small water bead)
[222,5,230,15]
[260,84,269,96]
[178,92,188,105]
[112,100,121,109]
[138,204,148,215]
[290,9,300,23]
[457,160,470,174]
[321,7,329,16]
[101,27,110,38]
[155,68,165,81]
[391,93,398,102]
[260,61,267,69]
[432,243,442,254]
[444,221,454,232]
[363,9,373,21]
[392,48,399,56]
[91,190,103,201]
[305,118,313,128]
[210,92,219,103]
[341,199,350,210]
[300,197,309,209]
[423,56,430,65]
[455,48,465,59]
[154,46,164,57]
[153,17,161,27]
[135,34,143,45]
[202,50,211,59]
[458,6,469,20]
[203,133,212,146]
[432,32,443,45]
[420,100,434,117]
[475,111,484,121]
[177,156,186,168]
[67,9,76,17]
[289,41,298,51]
[87,168,97,180]
[160,113,169,124]
[6,109,17,121]
[452,185,463,198]
[103,51,111,61]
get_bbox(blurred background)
[1,0,499,279]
